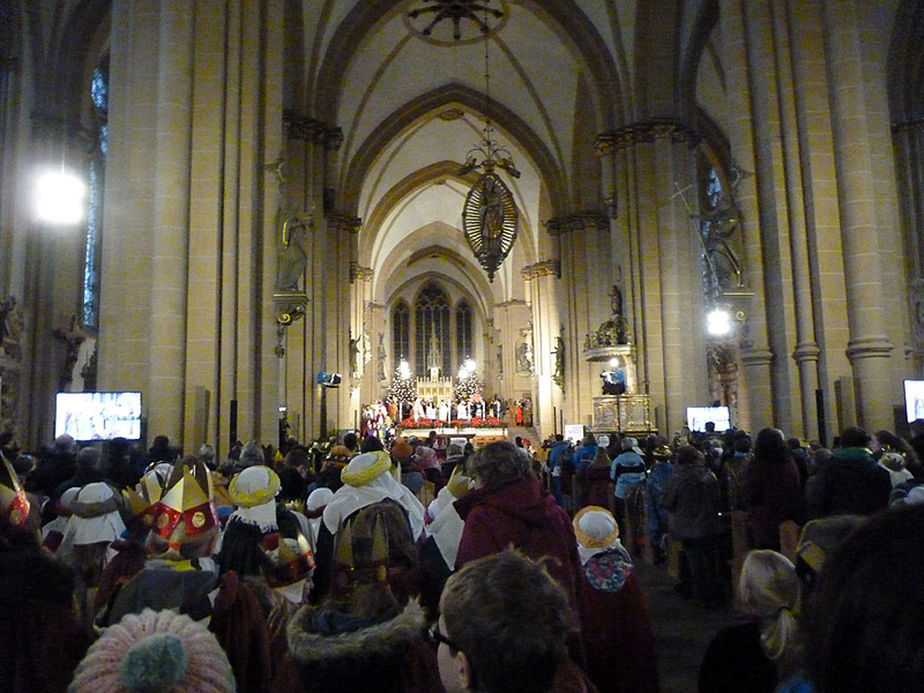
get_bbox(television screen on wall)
[686,406,731,433]
[54,391,143,441]
[904,380,924,424]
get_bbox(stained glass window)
[456,300,472,365]
[415,282,450,376]
[82,58,108,329]
[392,300,410,363]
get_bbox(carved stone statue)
[277,216,311,291]
[552,330,564,390]
[377,333,387,382]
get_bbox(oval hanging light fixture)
[462,169,517,281]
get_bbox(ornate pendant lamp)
[454,1,520,282]
[406,1,518,281]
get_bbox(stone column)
[545,214,608,426]
[596,121,706,436]
[718,0,776,432]
[522,260,561,439]
[822,0,895,428]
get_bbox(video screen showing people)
[686,405,731,433]
[55,391,142,441]
[904,380,924,423]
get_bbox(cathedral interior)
[1,0,923,455]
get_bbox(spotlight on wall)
[706,308,732,337]
[34,168,86,224]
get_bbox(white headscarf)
[322,452,425,539]
[57,482,126,557]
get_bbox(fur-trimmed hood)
[286,598,426,665]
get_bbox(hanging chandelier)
[456,1,519,282]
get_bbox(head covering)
[147,459,219,560]
[389,440,413,462]
[795,515,866,587]
[322,445,353,472]
[322,451,425,538]
[228,465,281,532]
[58,482,126,556]
[69,608,236,692]
[878,450,906,471]
[238,440,265,468]
[304,487,334,545]
[652,445,673,461]
[0,453,30,529]
[415,446,439,470]
[574,506,621,550]
[573,506,632,591]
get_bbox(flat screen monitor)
[686,406,731,433]
[55,391,143,441]
[904,380,924,423]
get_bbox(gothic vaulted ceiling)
[295,0,638,305]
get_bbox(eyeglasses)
[427,622,458,651]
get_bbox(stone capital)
[350,262,373,283]
[327,213,362,235]
[283,112,326,142]
[521,260,560,280]
[595,119,701,157]
[543,213,608,236]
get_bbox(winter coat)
[661,463,722,540]
[286,598,442,692]
[454,477,583,609]
[610,451,647,500]
[578,550,660,693]
[744,453,806,549]
[806,447,891,519]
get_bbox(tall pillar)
[822,0,895,428]
[718,0,775,432]
[102,0,286,452]
[522,260,561,439]
[545,214,609,427]
[597,121,707,437]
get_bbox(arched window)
[415,282,450,376]
[83,54,108,330]
[456,299,472,366]
[392,300,410,363]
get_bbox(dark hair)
[733,432,752,453]
[359,436,384,453]
[675,445,704,466]
[440,550,576,693]
[468,441,532,486]
[753,428,791,464]
[803,505,924,692]
[342,432,358,451]
[839,427,871,448]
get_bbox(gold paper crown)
[153,459,217,538]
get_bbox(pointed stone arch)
[312,0,623,128]
[341,83,568,216]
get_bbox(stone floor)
[633,559,742,693]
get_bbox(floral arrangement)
[397,416,505,429]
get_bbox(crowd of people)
[2,417,924,691]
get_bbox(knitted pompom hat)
[68,608,236,692]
